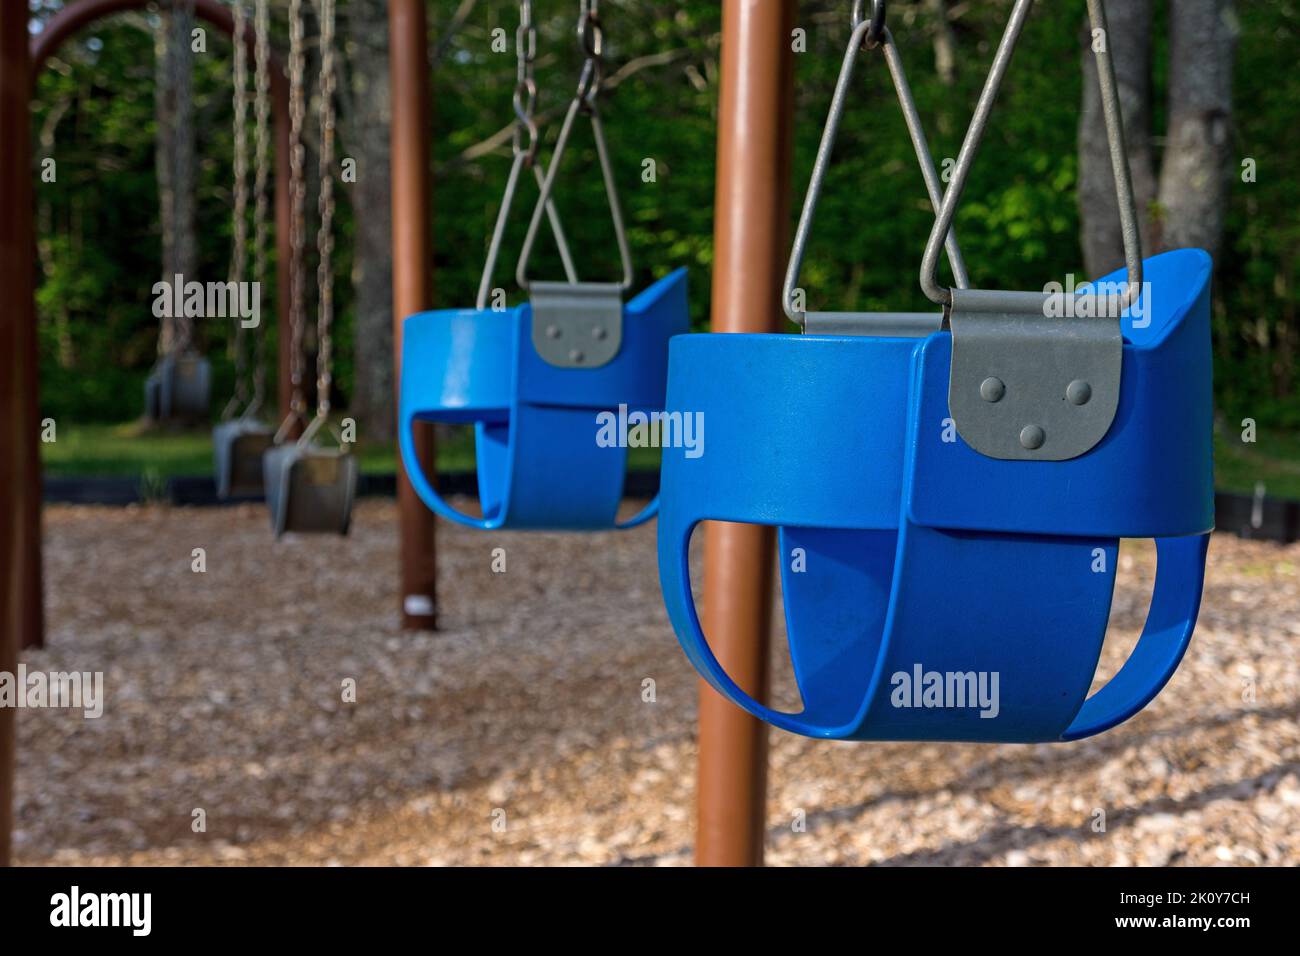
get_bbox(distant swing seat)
[144,352,211,424]
[213,418,273,499]
[398,269,690,530]
[657,250,1215,743]
[263,440,357,537]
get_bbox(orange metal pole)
[695,0,796,868]
[1,0,35,865]
[389,0,438,630]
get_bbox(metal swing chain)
[918,0,1143,312]
[511,0,542,166]
[783,0,969,325]
[312,0,338,435]
[249,0,271,416]
[277,0,309,443]
[223,0,251,421]
[574,0,604,111]
[475,0,578,310]
[516,0,633,292]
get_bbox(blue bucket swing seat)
[400,271,688,530]
[399,6,689,531]
[656,0,1214,744]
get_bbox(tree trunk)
[341,0,397,440]
[154,13,175,353]
[1155,0,1236,261]
[38,93,74,368]
[1078,0,1156,279]
[926,0,957,87]
[154,4,198,355]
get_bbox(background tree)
[154,0,199,356]
[1078,0,1156,276]
[1156,0,1236,262]
[336,0,395,440]
[24,0,1297,436]
[1079,0,1237,275]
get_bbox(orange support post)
[695,0,797,868]
[389,0,438,630]
[0,0,35,866]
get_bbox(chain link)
[285,0,308,424]
[851,0,887,47]
[315,0,337,421]
[224,0,251,419]
[251,0,271,413]
[575,0,604,112]
[511,0,539,163]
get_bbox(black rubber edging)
[38,478,1297,544]
[1213,490,1300,543]
[44,470,662,509]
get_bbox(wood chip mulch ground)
[12,501,1299,866]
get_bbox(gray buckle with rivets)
[530,281,623,369]
[948,288,1122,462]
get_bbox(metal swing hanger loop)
[783,14,969,327]
[575,0,604,110]
[475,0,578,310]
[851,0,887,48]
[511,0,540,164]
[516,0,634,294]
[919,0,1144,313]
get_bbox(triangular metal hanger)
[475,0,578,311]
[516,0,634,294]
[919,0,1144,312]
[783,0,968,336]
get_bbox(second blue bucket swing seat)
[399,0,689,531]
[656,0,1214,743]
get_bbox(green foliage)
[429,1,723,323]
[1216,1,1300,430]
[27,0,1300,448]
[1214,425,1300,501]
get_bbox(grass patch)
[44,422,1294,499]
[41,422,661,480]
[1214,424,1300,500]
